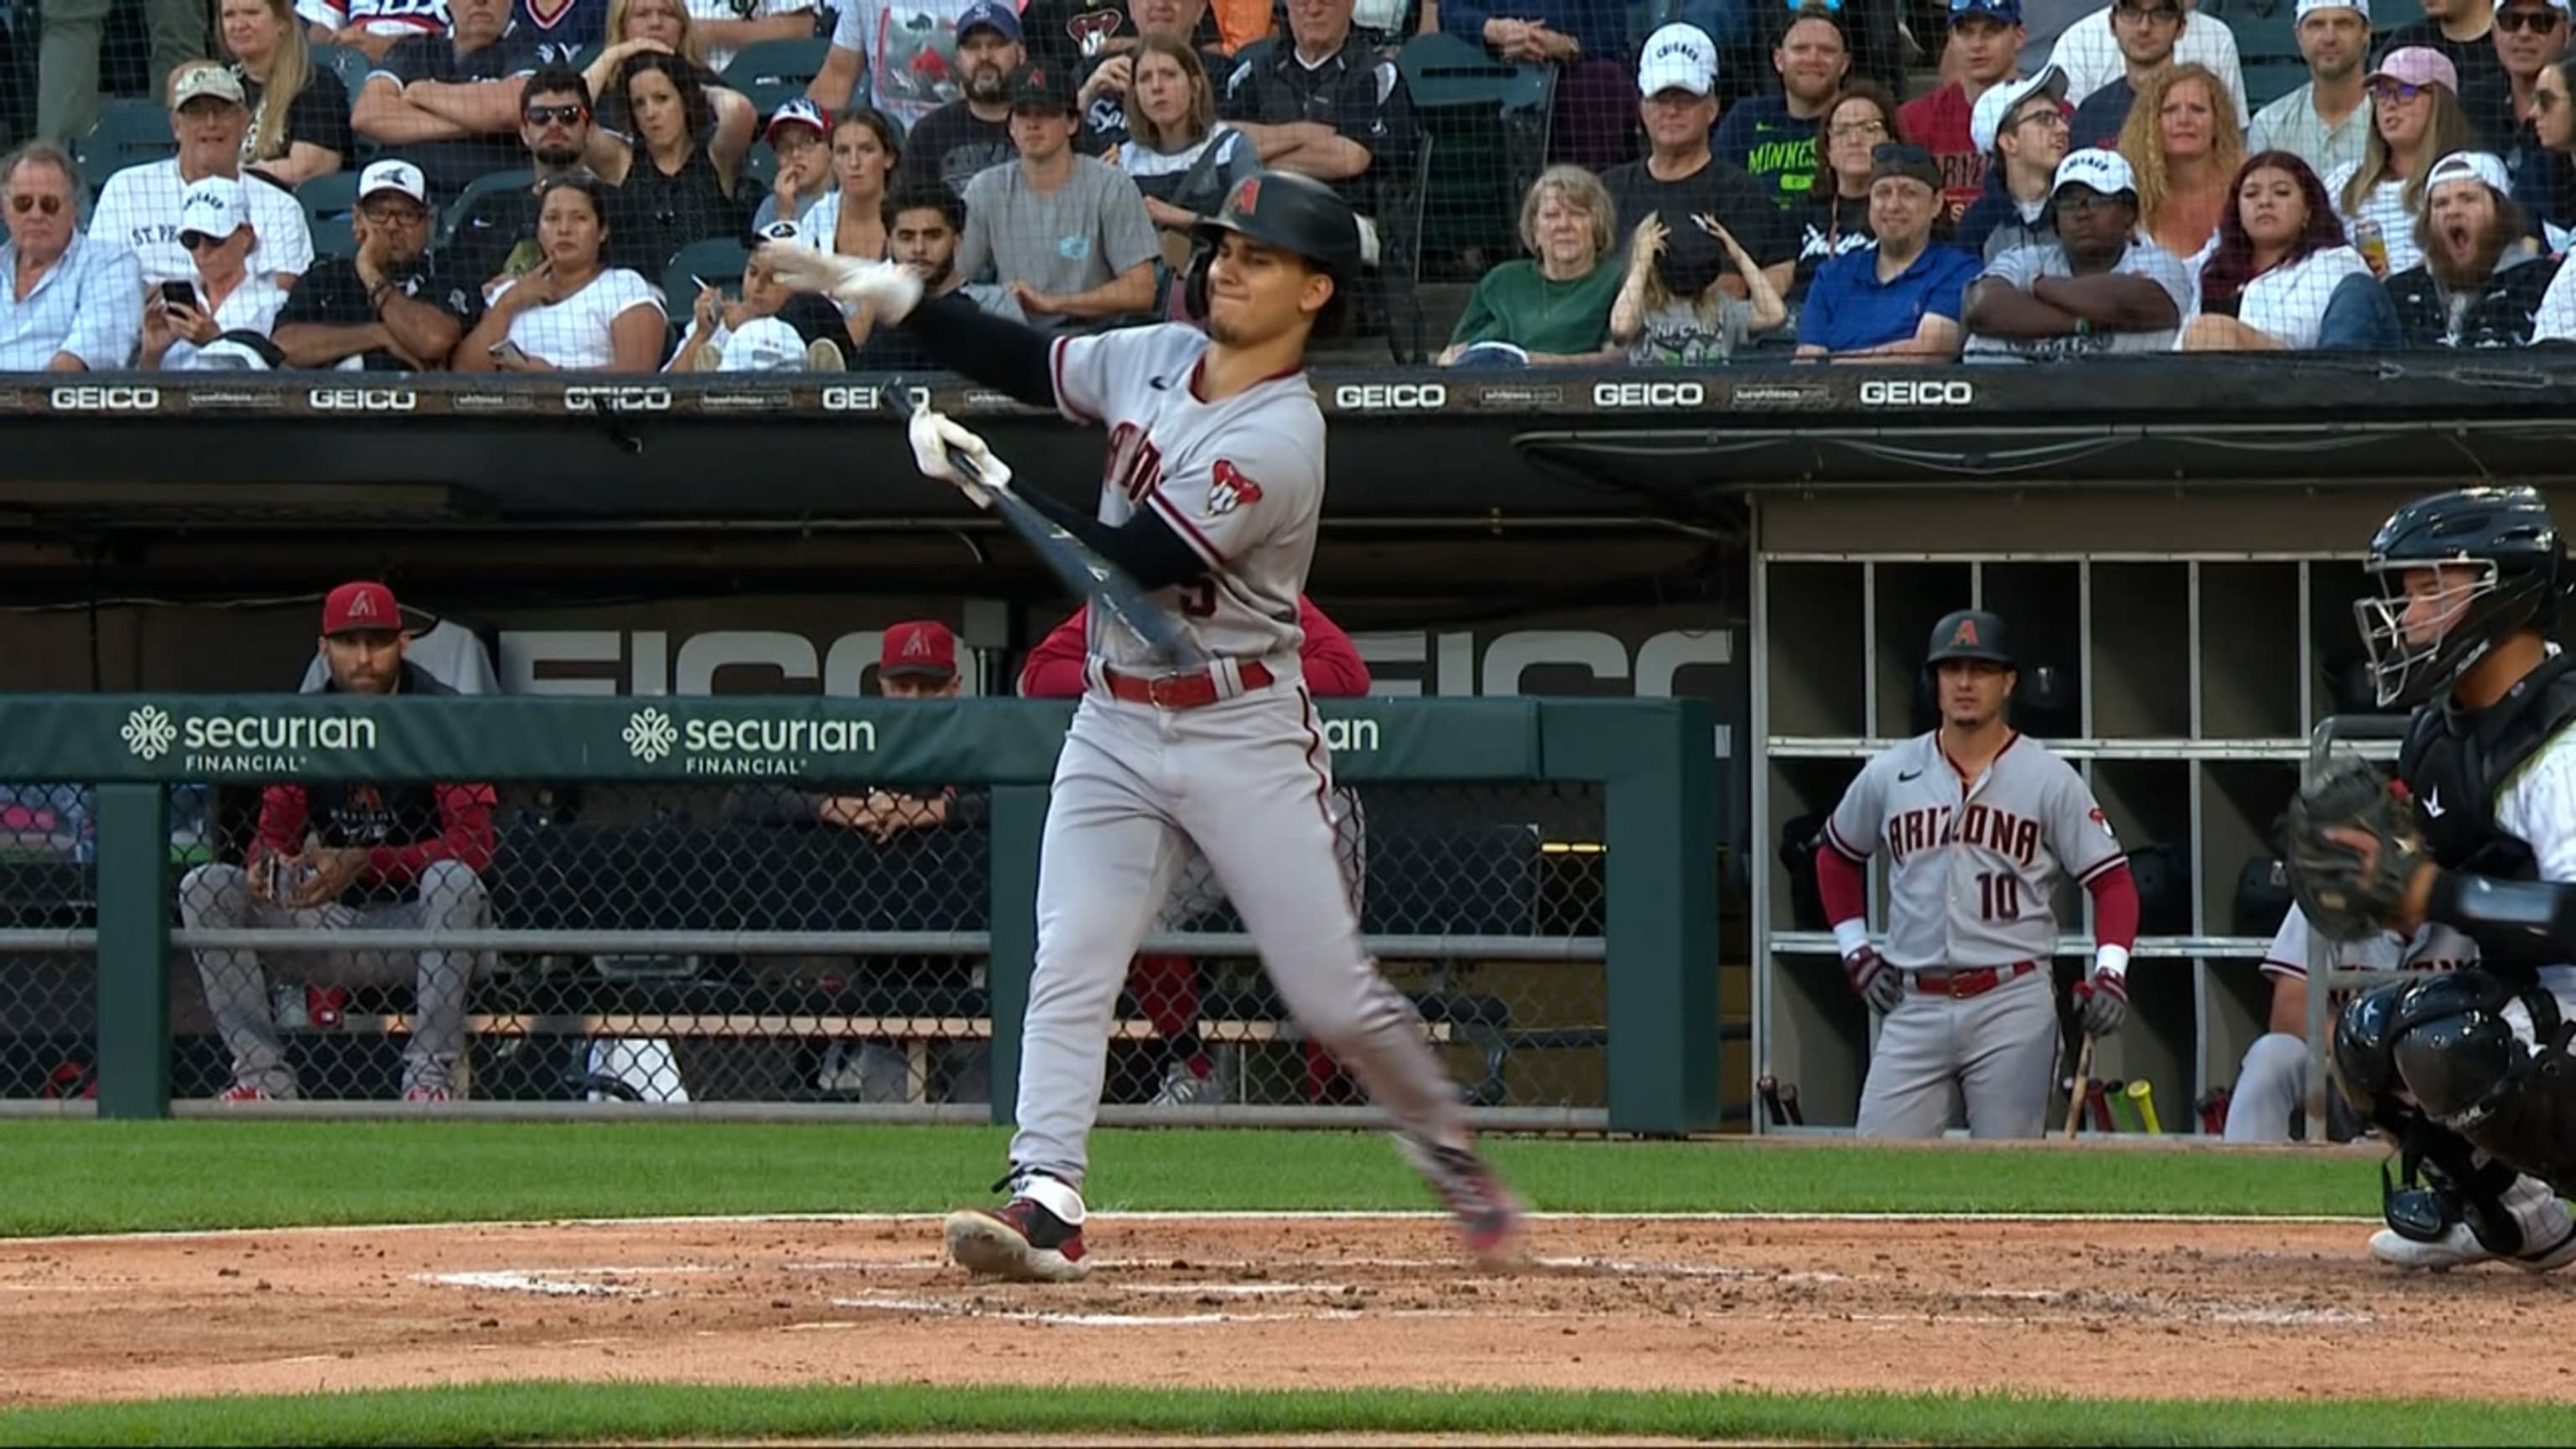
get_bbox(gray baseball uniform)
[1008,323,1468,1184]
[2224,906,2474,1143]
[1826,731,2123,1138]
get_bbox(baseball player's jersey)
[1825,732,2122,968]
[2257,905,2476,984]
[1047,325,1318,673]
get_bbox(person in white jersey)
[758,169,1522,1283]
[1815,608,2142,1137]
[2224,903,2472,1144]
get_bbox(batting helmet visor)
[1925,609,2013,669]
[1191,170,1364,281]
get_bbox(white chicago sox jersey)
[2257,904,2475,981]
[1048,324,1318,673]
[1825,732,2123,968]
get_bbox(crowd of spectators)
[13,0,2576,374]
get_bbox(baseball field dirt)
[8,1213,2576,1409]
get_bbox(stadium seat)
[723,38,833,118]
[310,43,374,107]
[663,236,753,307]
[74,99,177,188]
[1396,33,1554,267]
[434,166,536,257]
[297,169,361,231]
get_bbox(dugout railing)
[0,694,1717,1135]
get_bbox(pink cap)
[880,620,958,678]
[2368,46,2459,93]
[321,581,402,636]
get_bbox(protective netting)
[0,776,1617,1109]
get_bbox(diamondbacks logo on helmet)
[1206,460,1263,517]
[1230,177,1261,216]
[1950,618,1979,648]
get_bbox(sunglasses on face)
[523,103,587,125]
[8,193,64,216]
[2497,6,2565,29]
[179,231,225,251]
[2369,77,2436,102]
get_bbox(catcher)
[2285,484,2576,1272]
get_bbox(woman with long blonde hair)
[222,0,348,184]
[2324,48,2475,277]
[2119,63,2242,271]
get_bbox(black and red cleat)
[944,1172,1090,1282]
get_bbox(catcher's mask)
[2356,486,2566,709]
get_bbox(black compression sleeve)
[1010,481,1208,593]
[2425,870,2575,979]
[900,291,1057,408]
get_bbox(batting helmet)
[1184,171,1363,319]
[1924,609,2013,669]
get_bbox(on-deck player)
[761,170,1522,1284]
[2221,904,2473,1145]
[1815,609,2142,1137]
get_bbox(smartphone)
[488,339,529,366]
[158,279,199,310]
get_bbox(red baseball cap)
[880,621,958,678]
[321,581,402,636]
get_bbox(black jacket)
[2384,246,2561,349]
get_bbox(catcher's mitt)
[2283,756,2425,941]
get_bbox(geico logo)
[50,386,158,411]
[1592,381,1705,409]
[821,383,932,413]
[1859,379,1976,406]
[307,387,418,411]
[1332,383,1446,410]
[563,386,673,412]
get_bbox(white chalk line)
[4,1209,2380,1248]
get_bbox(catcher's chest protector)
[2401,652,2576,875]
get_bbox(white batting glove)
[907,406,1006,507]
[756,243,925,324]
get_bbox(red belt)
[1101,660,1272,709]
[1910,961,2038,1000]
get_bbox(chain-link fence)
[0,784,100,1101]
[25,775,1613,1113]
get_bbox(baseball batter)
[762,170,1521,1283]
[2222,906,2474,1144]
[1815,610,2141,1138]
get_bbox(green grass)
[0,1381,2562,1447]
[0,1120,2380,1237]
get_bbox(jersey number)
[1180,579,1218,618]
[1976,872,2022,922]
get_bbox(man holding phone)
[178,581,497,1105]
[89,61,312,291]
[273,160,481,370]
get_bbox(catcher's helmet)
[1924,609,2013,669]
[2357,486,2566,708]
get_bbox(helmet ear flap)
[1182,236,1215,321]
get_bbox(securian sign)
[1858,379,1975,407]
[1592,381,1705,409]
[561,386,673,413]
[1332,383,1446,411]
[308,387,418,411]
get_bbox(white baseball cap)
[358,158,428,206]
[1637,23,1717,98]
[1971,65,2070,156]
[2426,149,2512,200]
[2053,146,2138,199]
[2294,0,2369,20]
[177,175,250,245]
[719,316,809,372]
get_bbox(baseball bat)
[2086,1078,2114,1132]
[1779,1082,1804,1126]
[2195,1087,2231,1137]
[880,386,1205,667]
[2104,1079,2138,1133]
[1757,1074,1786,1127]
[2127,1078,2163,1135]
[2061,1034,2093,1140]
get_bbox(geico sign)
[1859,379,1976,407]
[1332,383,1446,410]
[50,386,158,411]
[563,386,673,413]
[308,387,418,412]
[1592,381,1704,409]
[820,383,933,413]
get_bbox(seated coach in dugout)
[180,582,497,1104]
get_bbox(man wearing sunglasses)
[272,160,481,371]
[88,61,314,293]
[1961,148,2189,357]
[2250,0,2376,179]
[2460,0,2570,183]
[1794,142,1979,360]
[2047,0,2246,130]
[2373,0,2506,98]
[444,67,652,293]
[0,142,142,371]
